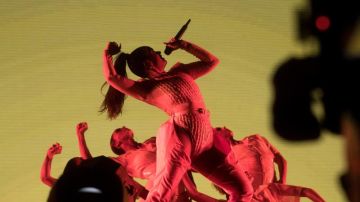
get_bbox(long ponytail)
[99,52,128,119]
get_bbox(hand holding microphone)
[106,41,121,56]
[164,19,191,55]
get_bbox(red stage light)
[315,15,331,31]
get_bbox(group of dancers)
[41,38,325,201]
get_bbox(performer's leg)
[193,150,253,202]
[146,123,192,202]
[138,179,154,202]
[146,163,189,202]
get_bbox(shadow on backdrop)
[271,0,360,201]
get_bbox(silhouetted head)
[100,46,167,119]
[127,46,167,78]
[110,127,139,155]
[47,156,126,202]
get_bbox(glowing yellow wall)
[0,1,348,201]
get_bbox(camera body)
[272,0,360,141]
[296,0,359,44]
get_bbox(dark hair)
[127,46,153,78]
[110,127,135,155]
[100,46,153,119]
[110,135,125,156]
[99,53,128,119]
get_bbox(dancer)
[40,142,148,201]
[214,127,325,202]
[214,128,287,188]
[77,122,224,202]
[101,39,253,201]
[76,122,171,201]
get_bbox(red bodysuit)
[145,72,253,202]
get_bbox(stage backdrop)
[1,0,358,201]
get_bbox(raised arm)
[76,122,92,159]
[40,143,62,187]
[103,42,146,101]
[166,39,220,79]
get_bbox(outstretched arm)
[166,39,220,79]
[76,122,92,159]
[301,187,326,202]
[103,42,147,101]
[272,183,325,202]
[40,143,62,187]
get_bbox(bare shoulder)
[247,134,264,140]
[143,137,156,152]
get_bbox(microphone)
[164,19,191,55]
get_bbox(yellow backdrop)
[0,0,352,201]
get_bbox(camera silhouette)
[272,0,360,140]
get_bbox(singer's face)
[148,49,167,72]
